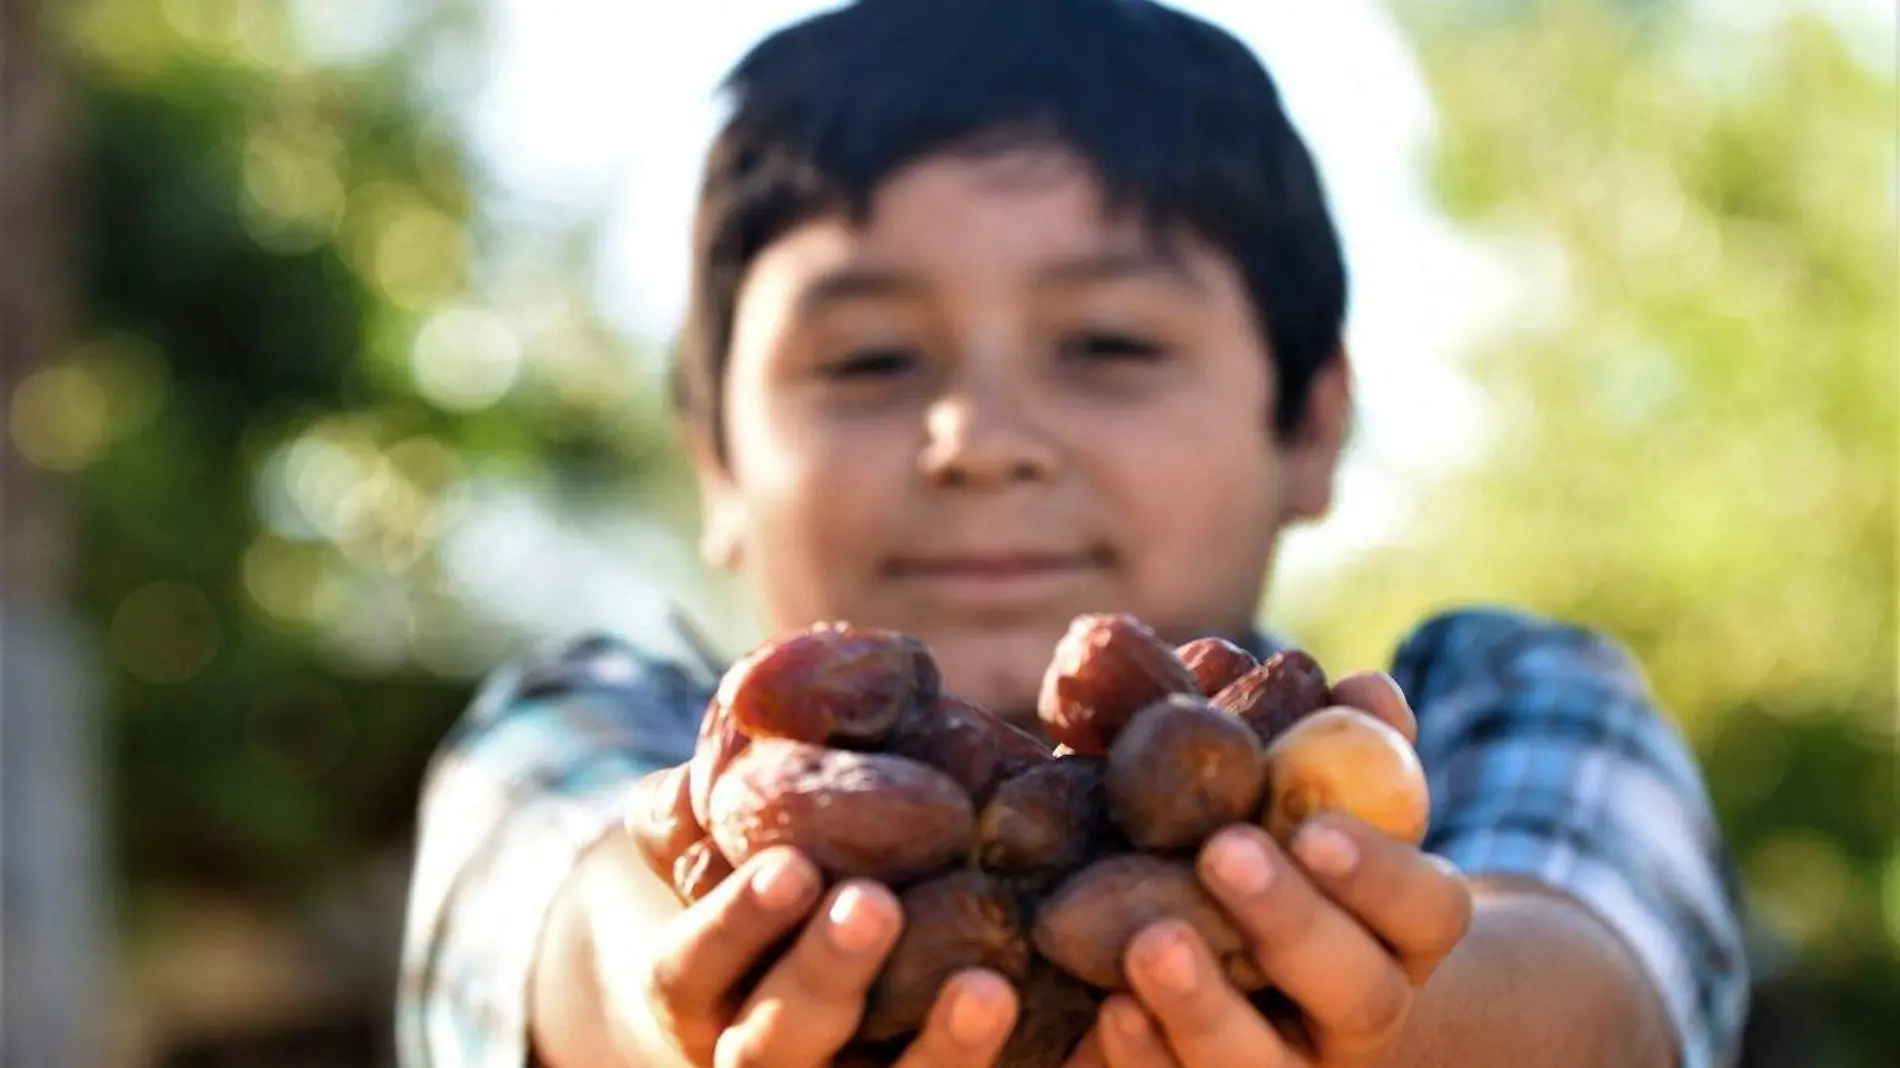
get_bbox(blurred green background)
[1,0,1892,1066]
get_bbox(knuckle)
[1250,867,1321,950]
[643,953,687,1015]
[1342,972,1411,1040]
[897,1024,955,1068]
[1180,979,1244,1032]
[1417,878,1475,960]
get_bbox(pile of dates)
[632,613,1430,1066]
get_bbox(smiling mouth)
[884,547,1114,582]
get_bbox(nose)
[919,385,1060,490]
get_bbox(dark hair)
[674,0,1348,456]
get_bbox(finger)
[672,837,737,904]
[1288,815,1474,984]
[1062,1026,1109,1068]
[646,847,822,1037]
[1197,826,1410,1059]
[1120,922,1294,1068]
[1094,996,1182,1068]
[1327,671,1416,746]
[891,968,1020,1067]
[625,764,701,879]
[718,879,905,1067]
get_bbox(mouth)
[885,546,1112,581]
[882,547,1115,612]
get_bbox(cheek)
[1092,408,1284,626]
[731,405,914,621]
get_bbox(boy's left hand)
[1064,672,1475,1068]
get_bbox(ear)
[687,419,746,572]
[1279,348,1353,525]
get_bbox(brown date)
[707,739,976,884]
[1031,854,1266,992]
[972,755,1112,881]
[721,623,937,748]
[688,699,748,829]
[995,959,1104,1068]
[858,871,1030,1041]
[1039,614,1198,755]
[1176,636,1259,697]
[1211,649,1330,747]
[1260,706,1431,847]
[1106,694,1266,852]
[886,694,1054,805]
[671,836,733,904]
[690,624,938,825]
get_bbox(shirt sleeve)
[1395,607,1751,1068]
[395,634,709,1068]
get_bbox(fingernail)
[948,979,1009,1045]
[1209,831,1275,896]
[1134,926,1198,994]
[828,884,891,954]
[750,851,814,909]
[1294,823,1360,877]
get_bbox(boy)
[398,1,1749,1066]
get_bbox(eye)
[1061,331,1167,364]
[822,346,919,380]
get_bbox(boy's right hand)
[622,768,1021,1068]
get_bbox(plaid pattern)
[396,607,1749,1068]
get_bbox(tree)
[1283,4,1896,1065]
[32,0,688,1060]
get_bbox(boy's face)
[695,148,1347,716]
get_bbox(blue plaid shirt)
[396,607,1750,1068]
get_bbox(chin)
[922,626,1066,718]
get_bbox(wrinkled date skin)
[841,960,1101,1068]
[690,624,939,825]
[1106,694,1266,852]
[1212,649,1330,748]
[1261,707,1431,847]
[671,837,733,904]
[1176,637,1259,698]
[858,871,1031,1042]
[885,694,1053,806]
[1032,855,1267,992]
[995,959,1105,1068]
[723,623,938,747]
[708,739,976,884]
[972,756,1113,883]
[1039,614,1198,755]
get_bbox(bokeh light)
[410,305,523,411]
[344,183,467,310]
[1744,831,1867,967]
[242,535,345,625]
[9,364,113,472]
[240,115,348,253]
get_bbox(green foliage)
[38,0,687,905]
[1285,4,1897,1065]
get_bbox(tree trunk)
[1,1,111,1066]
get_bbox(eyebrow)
[793,247,1205,318]
[1038,248,1204,291]
[795,267,923,316]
